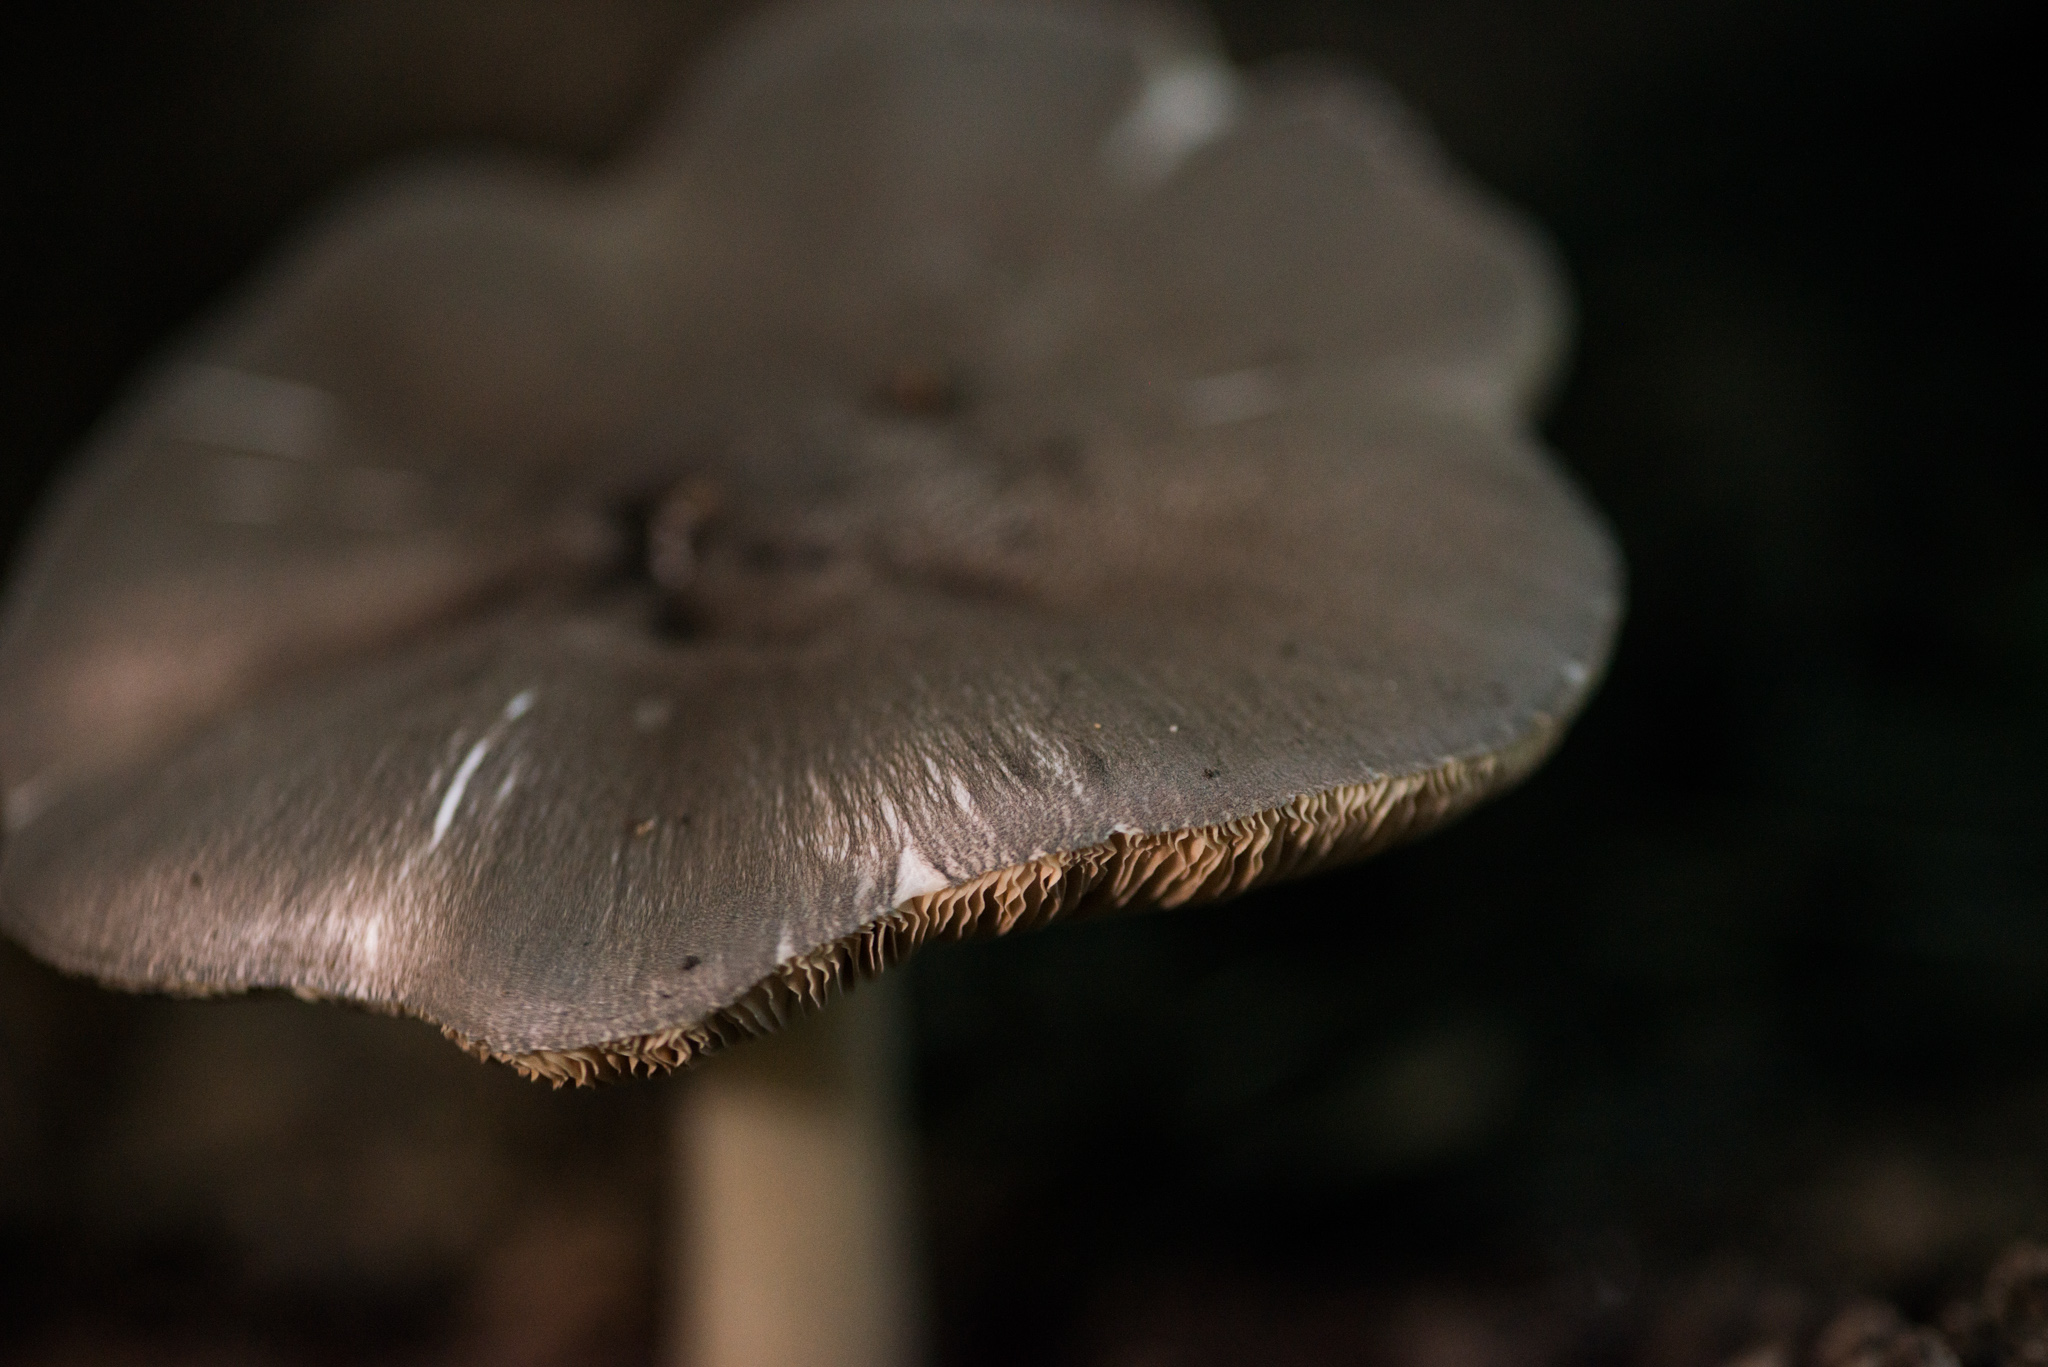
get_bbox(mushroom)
[0,1,1621,1363]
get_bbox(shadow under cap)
[0,0,1620,1082]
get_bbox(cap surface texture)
[0,0,1620,1082]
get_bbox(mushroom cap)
[0,0,1619,1083]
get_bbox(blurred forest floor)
[2,0,2042,1363]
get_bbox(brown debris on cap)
[0,0,1620,1083]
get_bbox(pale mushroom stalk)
[675,979,917,1367]
[0,3,1622,1364]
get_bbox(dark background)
[1,1,2041,1363]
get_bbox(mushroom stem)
[671,975,921,1367]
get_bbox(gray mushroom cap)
[0,0,1620,1083]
